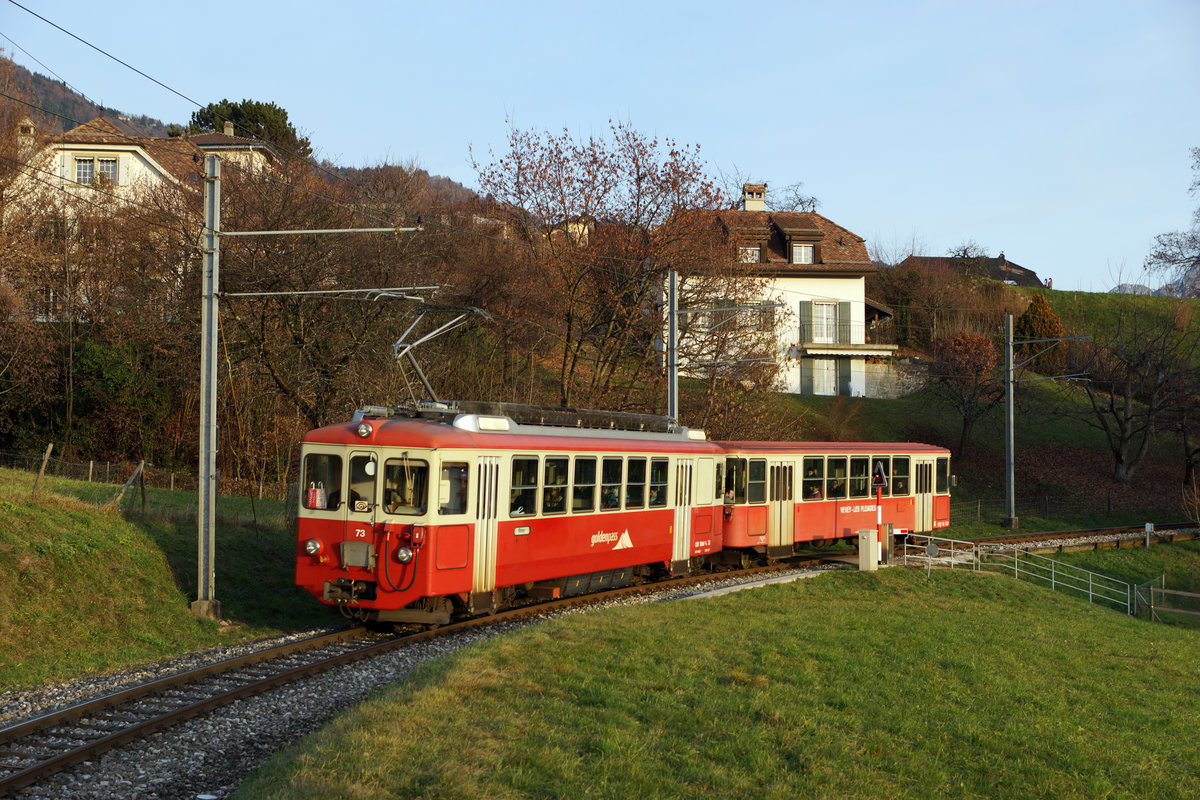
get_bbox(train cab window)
[849,457,870,499]
[626,458,647,508]
[748,459,767,503]
[348,455,377,513]
[573,457,597,512]
[936,457,949,494]
[601,457,624,510]
[802,457,824,500]
[725,458,746,503]
[302,453,342,510]
[714,461,724,503]
[892,457,910,496]
[873,457,891,497]
[439,462,469,515]
[383,457,427,516]
[543,457,568,514]
[510,457,539,516]
[826,457,848,499]
[649,459,668,507]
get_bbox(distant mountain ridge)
[12,59,169,136]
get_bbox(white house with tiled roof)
[716,185,897,396]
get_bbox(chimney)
[742,183,766,212]
[223,121,234,136]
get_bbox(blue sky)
[4,0,1197,292]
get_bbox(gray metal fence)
[899,534,1133,615]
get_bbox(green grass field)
[0,468,333,691]
[235,566,1200,800]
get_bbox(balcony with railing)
[797,322,897,355]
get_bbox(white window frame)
[74,157,94,185]
[792,243,814,265]
[738,246,759,264]
[97,157,117,184]
[813,359,836,396]
[813,301,837,344]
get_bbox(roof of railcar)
[715,441,950,455]
[303,416,723,455]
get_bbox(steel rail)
[0,560,819,796]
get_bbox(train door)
[342,452,379,570]
[768,461,795,556]
[672,459,693,573]
[473,456,500,595]
[913,458,935,532]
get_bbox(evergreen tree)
[1014,293,1064,374]
[189,99,312,158]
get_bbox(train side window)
[936,457,949,494]
[383,458,428,516]
[802,457,824,500]
[302,453,342,510]
[826,456,848,499]
[892,457,910,496]
[649,458,668,506]
[510,457,539,516]
[573,457,596,512]
[849,457,870,498]
[725,458,746,503]
[873,457,891,497]
[543,457,568,514]
[348,454,377,513]
[626,458,646,508]
[601,457,624,510]
[748,459,767,503]
[439,462,469,515]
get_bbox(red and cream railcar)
[295,408,727,626]
[716,442,951,558]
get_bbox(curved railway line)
[0,561,820,798]
[2,523,1196,797]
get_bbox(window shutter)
[798,301,812,344]
[801,359,814,394]
[838,301,851,343]
[838,358,853,396]
[118,154,130,186]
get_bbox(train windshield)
[383,458,428,516]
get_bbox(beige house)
[714,185,897,396]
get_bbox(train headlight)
[356,422,373,438]
[395,545,415,564]
[303,538,323,556]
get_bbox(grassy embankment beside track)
[236,566,1200,800]
[0,467,332,691]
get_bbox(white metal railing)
[899,534,1132,615]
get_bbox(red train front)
[295,405,726,626]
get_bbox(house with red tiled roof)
[23,116,278,199]
[897,253,1044,288]
[708,185,897,396]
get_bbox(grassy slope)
[236,567,1200,800]
[0,468,332,691]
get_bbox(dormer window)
[738,246,759,264]
[792,243,814,265]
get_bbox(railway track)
[0,560,821,798]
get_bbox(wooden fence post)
[30,443,53,496]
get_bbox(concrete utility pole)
[1004,314,1017,529]
[667,270,679,424]
[193,155,221,619]
[190,156,425,620]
